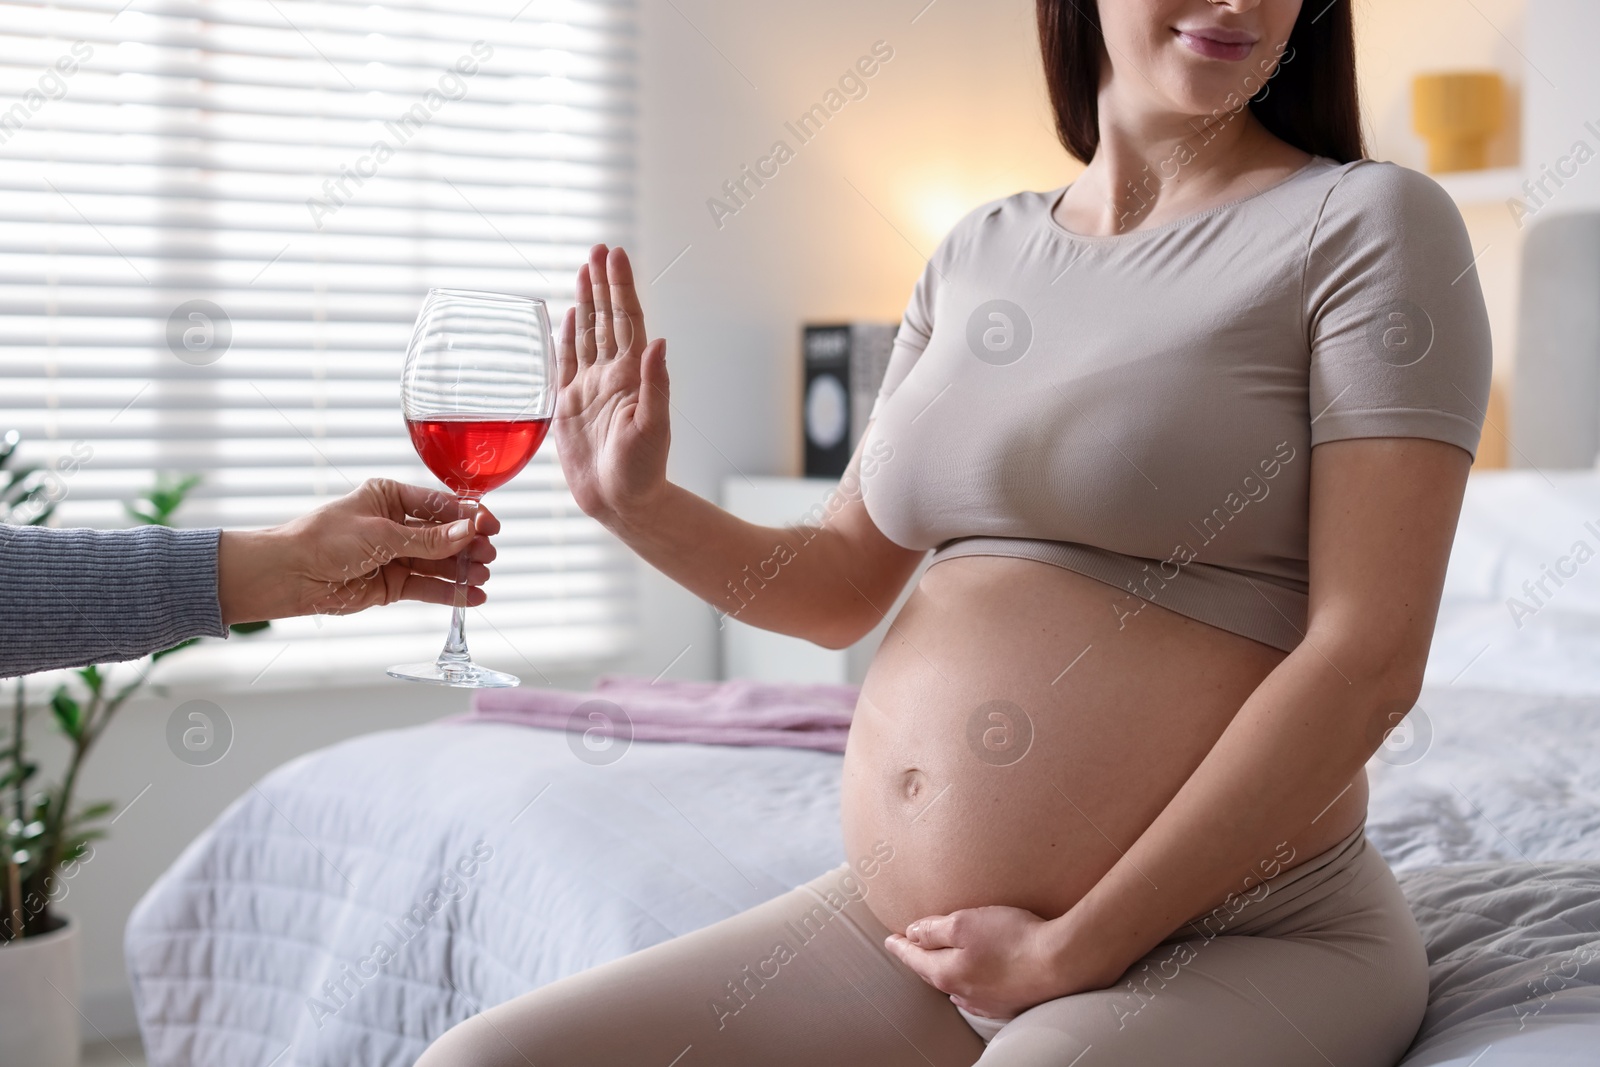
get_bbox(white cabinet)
[718,477,923,684]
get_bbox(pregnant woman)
[420,0,1489,1063]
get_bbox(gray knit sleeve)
[0,525,227,678]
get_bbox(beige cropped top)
[859,158,1492,652]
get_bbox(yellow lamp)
[1412,72,1505,173]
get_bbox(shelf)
[1432,166,1524,207]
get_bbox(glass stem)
[436,496,479,674]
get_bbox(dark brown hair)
[1036,0,1365,164]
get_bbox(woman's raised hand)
[554,244,671,527]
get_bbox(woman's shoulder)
[928,189,1059,262]
[1300,157,1486,332]
[1310,158,1466,241]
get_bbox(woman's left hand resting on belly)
[886,437,1472,1017]
[885,905,1064,1019]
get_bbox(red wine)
[407,416,550,496]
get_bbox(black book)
[801,322,896,478]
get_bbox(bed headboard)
[1513,0,1600,469]
[1512,212,1600,470]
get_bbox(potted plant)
[0,430,264,1066]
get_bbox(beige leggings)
[416,827,1428,1067]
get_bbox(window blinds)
[0,0,639,684]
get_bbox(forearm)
[0,525,226,678]
[608,481,890,647]
[1045,642,1413,986]
[216,527,298,624]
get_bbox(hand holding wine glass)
[218,479,500,625]
[553,244,672,529]
[388,289,555,689]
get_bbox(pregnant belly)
[840,555,1365,936]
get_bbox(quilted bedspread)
[127,721,848,1065]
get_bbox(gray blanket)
[1399,863,1600,1065]
[1370,688,1600,1065]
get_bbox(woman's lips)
[1175,29,1257,62]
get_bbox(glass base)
[387,661,520,689]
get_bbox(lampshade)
[1412,72,1506,173]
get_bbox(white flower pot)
[0,916,82,1067]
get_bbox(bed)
[124,468,1600,1066]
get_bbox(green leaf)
[24,790,52,823]
[2,752,37,773]
[1,466,56,527]
[49,689,83,740]
[3,466,40,495]
[70,800,115,826]
[75,665,103,694]
[230,620,271,635]
[107,674,146,711]
[151,637,199,662]
[58,831,105,863]
[126,473,203,528]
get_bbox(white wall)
[1357,0,1527,173]
[1523,0,1600,210]
[65,0,1559,1041]
[629,0,1072,684]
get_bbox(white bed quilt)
[128,724,848,1066]
[128,686,1600,1067]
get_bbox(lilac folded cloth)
[465,675,859,753]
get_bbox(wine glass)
[387,289,555,688]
